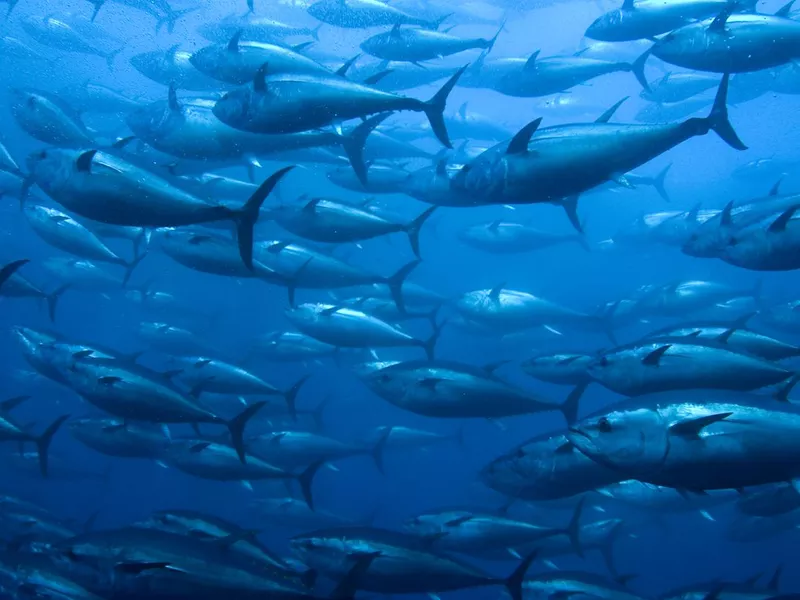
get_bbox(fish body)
[360,26,496,62]
[587,339,792,396]
[360,359,565,419]
[130,47,226,90]
[307,0,442,28]
[651,13,800,73]
[481,431,621,500]
[568,391,800,490]
[11,89,94,147]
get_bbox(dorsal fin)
[302,197,321,214]
[458,102,467,119]
[670,412,732,437]
[435,159,447,176]
[76,150,97,173]
[336,54,361,77]
[709,4,735,31]
[363,69,393,85]
[768,205,799,233]
[686,203,701,222]
[488,219,501,231]
[227,29,242,52]
[165,44,180,60]
[292,40,315,53]
[622,0,635,9]
[720,200,734,226]
[484,360,509,375]
[524,50,540,70]
[254,62,268,93]
[642,344,671,366]
[767,565,784,592]
[775,0,796,16]
[769,177,783,197]
[595,97,628,123]
[168,83,181,112]
[390,23,401,36]
[489,282,505,301]
[506,118,542,155]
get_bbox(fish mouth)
[567,426,591,441]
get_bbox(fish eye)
[38,150,48,159]
[599,356,609,367]
[597,417,612,433]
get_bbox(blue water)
[2,0,800,597]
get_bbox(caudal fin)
[419,318,446,360]
[236,166,295,269]
[706,73,747,150]
[0,395,30,414]
[89,0,104,21]
[341,113,390,186]
[105,46,122,70]
[226,401,267,464]
[46,284,70,322]
[560,381,587,425]
[296,460,325,511]
[370,425,393,475]
[330,551,381,599]
[423,65,468,148]
[122,252,147,287]
[35,415,69,477]
[133,228,151,256]
[405,206,437,258]
[485,22,503,52]
[560,195,582,233]
[565,497,585,557]
[505,551,538,600]
[651,163,671,202]
[630,49,651,92]
[385,259,421,313]
[283,375,311,420]
[0,259,28,293]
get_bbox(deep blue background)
[1,0,800,595]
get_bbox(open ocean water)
[1,0,800,599]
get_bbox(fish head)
[682,226,733,258]
[650,29,689,64]
[126,101,174,141]
[450,148,507,201]
[10,88,45,120]
[402,513,459,536]
[361,367,410,399]
[55,536,108,567]
[283,305,310,327]
[583,518,625,540]
[26,148,74,193]
[12,326,56,352]
[586,346,647,385]
[567,406,670,477]
[212,89,253,128]
[584,10,624,41]
[289,534,346,563]
[188,45,226,78]
[306,1,329,20]
[129,51,158,77]
[359,36,382,56]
